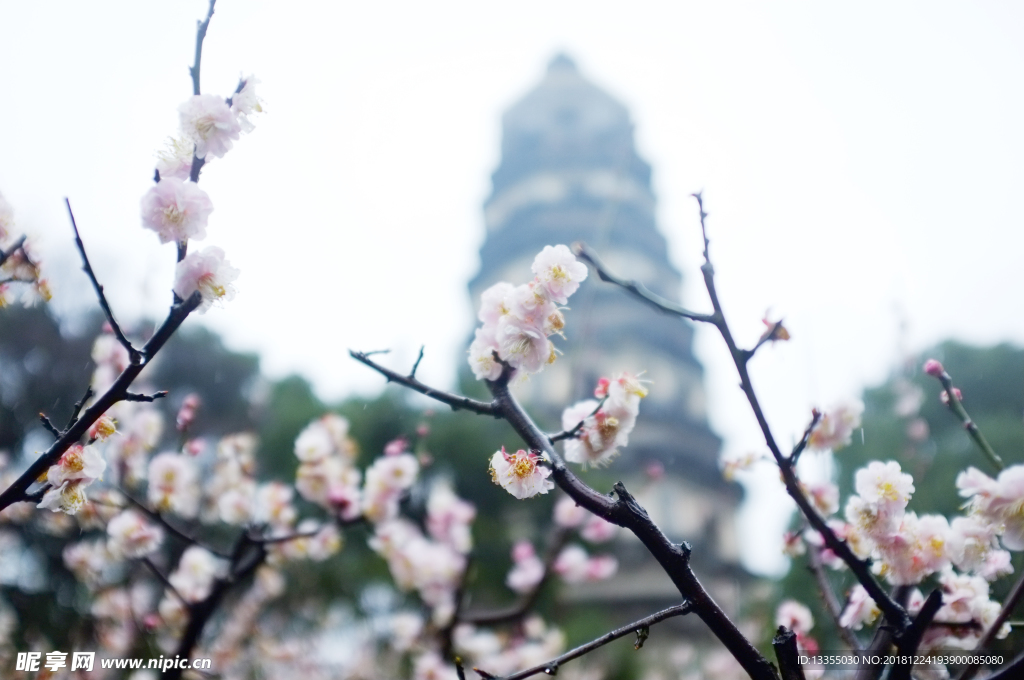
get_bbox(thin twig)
[38,415,61,439]
[930,367,1004,472]
[573,243,716,324]
[409,345,425,379]
[142,556,189,607]
[789,411,821,467]
[350,350,499,416]
[122,490,230,559]
[807,545,861,652]
[547,397,607,444]
[251,529,321,545]
[66,385,94,430]
[483,602,692,680]
[66,198,140,363]
[0,235,27,268]
[189,0,216,96]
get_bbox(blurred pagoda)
[468,55,748,609]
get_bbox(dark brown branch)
[772,627,807,680]
[124,390,169,403]
[788,411,821,467]
[484,602,693,680]
[66,198,140,363]
[123,490,230,559]
[349,349,499,416]
[66,385,94,430]
[929,367,1004,472]
[38,415,61,439]
[807,545,861,652]
[890,588,942,680]
[0,291,202,513]
[573,243,715,324]
[484,370,778,680]
[957,567,1024,680]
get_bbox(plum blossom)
[807,401,863,452]
[140,177,213,244]
[426,481,476,554]
[147,452,200,518]
[775,600,813,636]
[489,448,553,499]
[957,464,1024,550]
[46,444,105,487]
[531,244,588,304]
[506,541,544,593]
[178,94,241,159]
[155,137,195,180]
[839,585,880,630]
[106,509,163,559]
[581,515,618,543]
[553,544,618,584]
[477,281,514,326]
[173,246,239,312]
[496,314,553,374]
[231,75,263,133]
[553,496,588,528]
[855,461,914,512]
[38,481,89,515]
[169,546,225,602]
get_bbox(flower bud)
[923,359,944,377]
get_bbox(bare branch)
[573,242,716,324]
[483,602,692,680]
[772,627,807,680]
[142,556,189,607]
[66,198,140,363]
[789,411,821,467]
[66,385,94,430]
[38,414,61,439]
[124,390,169,403]
[409,345,425,379]
[189,0,217,96]
[349,349,499,416]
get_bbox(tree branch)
[66,198,140,363]
[547,397,606,444]
[0,234,27,269]
[956,567,1024,680]
[0,291,202,513]
[772,627,807,680]
[807,545,861,652]
[573,243,716,324]
[124,390,169,403]
[349,349,499,416]
[929,366,1004,472]
[189,0,216,96]
[38,414,61,439]
[482,602,693,680]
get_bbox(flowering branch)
[349,349,500,416]
[479,602,693,680]
[67,198,140,363]
[38,414,61,439]
[956,570,1024,680]
[0,290,202,513]
[577,195,913,643]
[924,361,1004,472]
[788,410,821,467]
[123,490,230,558]
[547,397,607,444]
[190,0,216,97]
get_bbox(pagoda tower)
[469,55,745,600]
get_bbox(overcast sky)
[1,1,1022,574]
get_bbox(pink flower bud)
[384,437,408,457]
[176,393,201,431]
[923,359,944,377]
[416,424,430,438]
[940,387,962,404]
[645,461,665,481]
[511,540,536,564]
[594,377,610,398]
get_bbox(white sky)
[1,1,1022,575]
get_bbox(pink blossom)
[581,515,618,543]
[807,401,863,452]
[553,496,588,528]
[957,464,1024,550]
[255,482,297,530]
[940,387,963,404]
[776,600,814,636]
[948,515,999,573]
[506,541,544,593]
[855,461,914,511]
[496,314,552,374]
[477,281,515,326]
[489,448,553,499]
[426,482,475,554]
[147,452,200,518]
[140,177,213,244]
[106,509,163,559]
[46,444,106,487]
[173,246,239,312]
[839,585,880,630]
[230,75,263,133]
[384,437,409,457]
[531,244,588,304]
[178,94,241,159]
[38,481,89,515]
[553,544,589,583]
[467,326,503,381]
[169,546,225,602]
[923,359,944,377]
[584,555,618,581]
[155,137,195,180]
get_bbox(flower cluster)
[560,373,647,467]
[0,190,50,307]
[453,616,566,678]
[468,244,587,380]
[37,444,107,515]
[957,464,1024,551]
